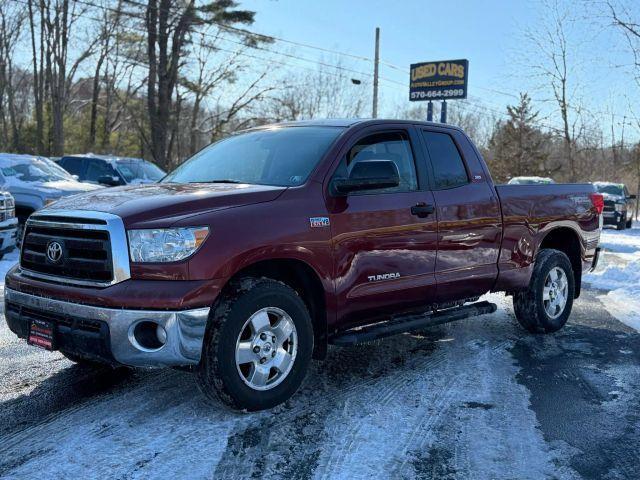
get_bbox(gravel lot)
[1,227,639,479]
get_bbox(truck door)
[418,127,502,303]
[326,125,438,329]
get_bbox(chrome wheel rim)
[543,267,568,319]
[235,307,298,391]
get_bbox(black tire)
[196,277,313,411]
[617,214,627,230]
[513,249,575,334]
[627,218,633,229]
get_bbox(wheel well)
[539,228,583,298]
[228,259,328,359]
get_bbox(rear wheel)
[513,249,575,334]
[196,277,313,411]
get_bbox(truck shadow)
[0,361,137,438]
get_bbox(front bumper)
[602,211,624,225]
[4,288,210,367]
[0,218,18,254]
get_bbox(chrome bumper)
[0,218,18,252]
[5,288,210,367]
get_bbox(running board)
[329,301,497,346]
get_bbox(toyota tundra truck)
[4,119,602,411]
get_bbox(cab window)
[422,131,469,189]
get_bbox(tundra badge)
[368,272,400,282]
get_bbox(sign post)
[409,59,468,123]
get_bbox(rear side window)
[422,131,469,189]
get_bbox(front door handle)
[411,203,435,218]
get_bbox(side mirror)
[332,160,400,195]
[629,194,637,200]
[98,175,122,186]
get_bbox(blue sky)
[241,0,637,139]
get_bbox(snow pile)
[584,226,640,331]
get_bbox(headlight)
[614,203,624,212]
[127,227,209,263]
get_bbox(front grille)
[603,200,615,213]
[21,223,114,283]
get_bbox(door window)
[333,131,418,194]
[85,159,118,183]
[59,157,85,176]
[422,131,469,189]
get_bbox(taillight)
[590,192,604,215]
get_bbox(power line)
[8,0,629,136]
[14,0,407,88]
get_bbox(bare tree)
[522,0,585,181]
[144,0,256,170]
[263,60,368,122]
[0,1,26,150]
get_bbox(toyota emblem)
[46,241,63,263]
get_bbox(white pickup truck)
[0,190,18,260]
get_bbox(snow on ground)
[1,224,640,478]
[584,224,640,332]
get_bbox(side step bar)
[329,301,497,346]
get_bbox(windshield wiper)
[197,179,245,184]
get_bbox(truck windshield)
[0,155,75,183]
[163,126,344,187]
[116,159,165,183]
[596,184,623,195]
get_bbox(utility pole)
[372,27,380,118]
[440,100,447,123]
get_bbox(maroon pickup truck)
[5,119,603,410]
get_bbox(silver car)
[0,153,102,226]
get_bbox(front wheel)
[196,277,313,411]
[513,249,575,334]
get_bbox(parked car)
[0,154,103,227]
[5,119,601,411]
[507,176,555,185]
[57,154,166,186]
[0,191,18,260]
[593,181,636,230]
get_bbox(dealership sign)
[409,59,468,101]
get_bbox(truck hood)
[44,182,286,227]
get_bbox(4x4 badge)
[309,217,330,228]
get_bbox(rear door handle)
[411,203,435,218]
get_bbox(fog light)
[131,321,167,351]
